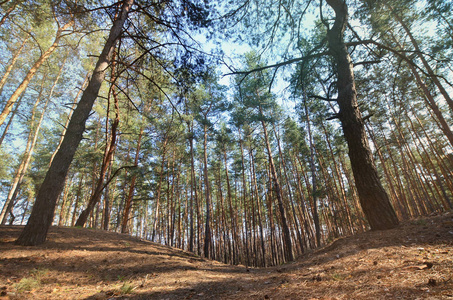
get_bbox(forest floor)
[0,213,452,300]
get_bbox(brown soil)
[1,212,452,300]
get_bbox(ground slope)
[0,212,452,299]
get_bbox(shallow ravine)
[1,212,452,299]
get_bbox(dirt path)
[1,213,452,299]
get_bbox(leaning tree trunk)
[0,36,29,97]
[392,11,453,113]
[48,74,89,166]
[0,20,73,127]
[75,49,121,228]
[325,0,399,230]
[0,1,17,27]
[0,72,49,224]
[15,0,135,246]
[1,96,50,224]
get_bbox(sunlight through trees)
[0,0,451,266]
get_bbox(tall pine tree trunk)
[406,61,453,147]
[0,1,16,26]
[223,147,239,264]
[392,11,453,112]
[303,98,322,246]
[203,124,212,258]
[75,50,121,228]
[0,36,28,96]
[152,137,168,241]
[16,0,134,246]
[274,127,304,255]
[0,66,58,224]
[0,94,23,148]
[325,0,398,230]
[259,106,293,261]
[188,126,196,252]
[365,123,406,219]
[0,20,73,126]
[57,176,73,226]
[48,74,89,166]
[121,127,143,233]
[238,129,250,265]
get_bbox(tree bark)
[15,0,134,246]
[75,49,121,228]
[48,74,89,166]
[325,0,398,230]
[365,123,406,219]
